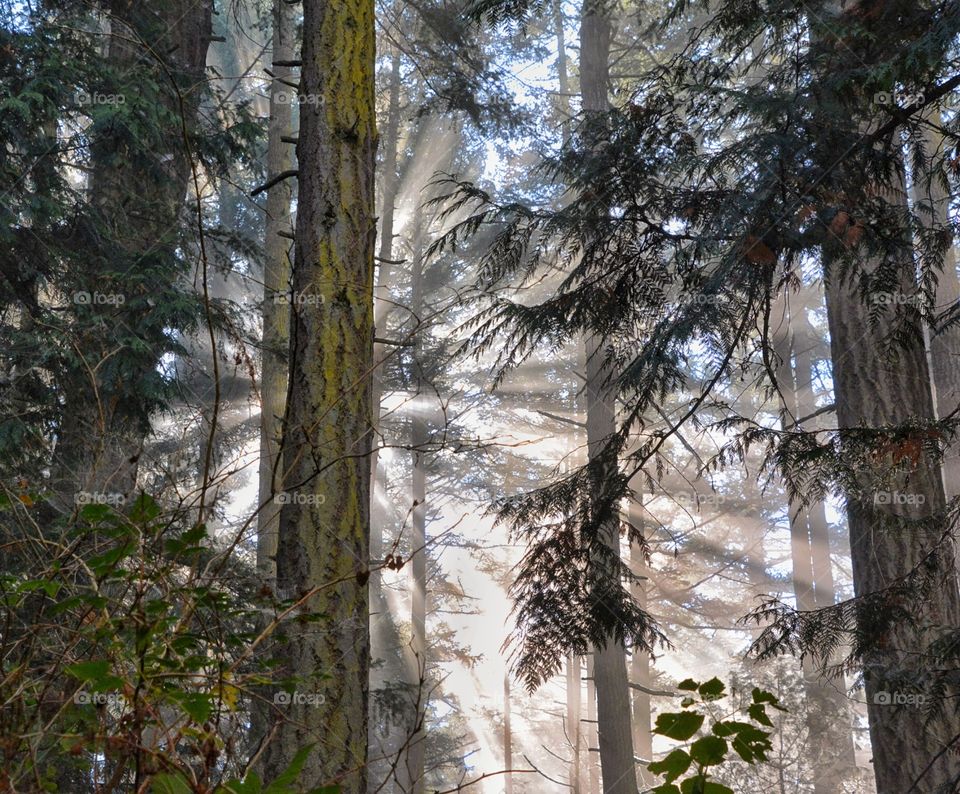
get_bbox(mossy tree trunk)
[263,0,376,787]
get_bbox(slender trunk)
[370,48,403,593]
[263,0,376,787]
[566,655,583,793]
[585,654,600,794]
[626,482,653,786]
[252,0,295,758]
[400,213,428,794]
[581,0,638,789]
[369,48,403,790]
[773,306,856,792]
[915,121,960,498]
[552,0,571,143]
[504,671,514,794]
[257,0,296,590]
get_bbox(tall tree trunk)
[404,228,429,793]
[811,9,960,792]
[263,0,376,787]
[773,304,856,792]
[581,0,638,789]
[369,49,403,784]
[257,0,296,591]
[252,0,296,758]
[824,208,960,793]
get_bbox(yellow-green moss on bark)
[262,0,376,789]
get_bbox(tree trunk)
[369,47,403,790]
[626,481,653,787]
[405,220,428,792]
[257,0,296,591]
[823,169,960,794]
[566,655,583,793]
[263,0,376,787]
[504,670,514,794]
[915,121,960,498]
[585,654,600,794]
[773,304,856,793]
[581,0,638,789]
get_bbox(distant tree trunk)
[252,0,295,758]
[585,654,600,794]
[504,670,514,794]
[369,49,403,785]
[552,0,571,142]
[399,212,428,794]
[626,480,653,787]
[914,121,960,498]
[773,304,856,793]
[263,0,376,787]
[566,655,583,793]
[257,0,296,591]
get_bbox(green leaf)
[689,735,727,766]
[216,774,263,794]
[648,749,691,783]
[151,773,192,794]
[129,492,162,523]
[651,786,681,794]
[748,703,773,727]
[697,677,725,701]
[702,784,734,794]
[711,720,757,737]
[680,775,708,794]
[677,678,699,691]
[176,692,213,724]
[264,744,314,793]
[751,687,785,709]
[65,660,110,682]
[680,697,696,708]
[88,542,135,576]
[79,503,115,523]
[654,712,704,741]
